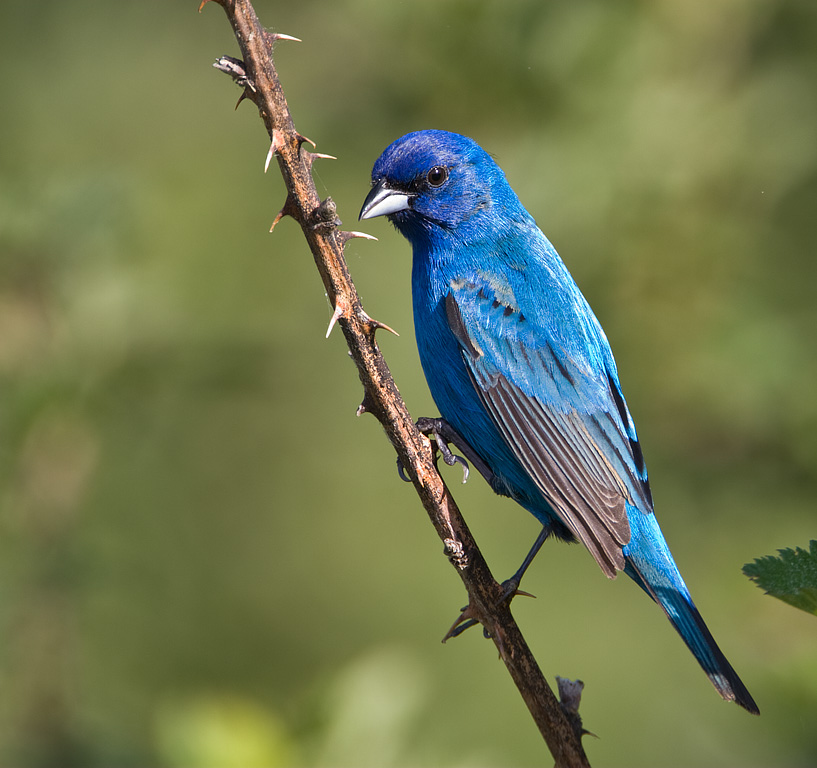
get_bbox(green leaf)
[743,540,817,616]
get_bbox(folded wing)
[445,279,653,578]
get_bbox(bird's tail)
[622,505,759,714]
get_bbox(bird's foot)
[417,416,497,486]
[416,416,471,483]
[501,526,550,598]
[396,416,477,483]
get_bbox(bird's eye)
[426,166,448,187]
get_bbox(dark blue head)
[359,130,525,246]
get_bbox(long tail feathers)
[624,561,759,713]
[623,509,759,714]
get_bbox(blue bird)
[359,129,758,713]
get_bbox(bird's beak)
[359,178,411,220]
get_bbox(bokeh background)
[1,0,816,766]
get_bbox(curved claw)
[435,435,470,482]
[446,453,471,485]
[396,457,411,483]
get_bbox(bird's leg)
[406,418,548,639]
[500,526,550,601]
[416,416,495,485]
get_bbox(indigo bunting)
[360,129,758,713]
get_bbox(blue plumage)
[360,129,757,713]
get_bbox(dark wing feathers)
[473,363,629,577]
[445,287,648,578]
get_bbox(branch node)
[443,537,469,571]
[556,677,594,741]
[213,55,257,92]
[309,196,342,232]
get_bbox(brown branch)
[199,2,591,765]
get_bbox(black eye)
[426,166,448,187]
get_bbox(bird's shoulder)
[445,227,615,413]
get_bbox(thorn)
[357,389,377,417]
[326,304,342,339]
[339,230,378,245]
[235,92,248,110]
[442,604,480,642]
[198,0,222,11]
[361,310,399,337]
[296,133,317,149]
[301,150,337,171]
[264,129,286,173]
[269,195,297,232]
[269,210,286,232]
[268,31,302,43]
[326,295,350,339]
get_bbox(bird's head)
[359,130,518,245]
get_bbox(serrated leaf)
[743,540,817,616]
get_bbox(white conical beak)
[359,179,412,220]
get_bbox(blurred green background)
[1,0,816,765]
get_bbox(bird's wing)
[446,277,652,578]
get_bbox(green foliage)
[744,541,817,616]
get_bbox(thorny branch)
[199,2,591,765]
